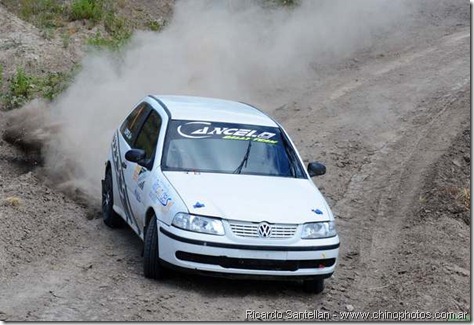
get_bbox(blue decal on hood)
[193,202,205,208]
[312,209,323,215]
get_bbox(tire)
[143,215,165,279]
[102,168,123,228]
[303,278,325,294]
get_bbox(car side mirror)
[125,149,146,166]
[307,162,326,177]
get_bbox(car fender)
[144,169,188,227]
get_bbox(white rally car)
[102,95,339,293]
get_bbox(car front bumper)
[158,222,339,280]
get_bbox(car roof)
[150,95,278,127]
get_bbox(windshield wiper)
[233,141,252,174]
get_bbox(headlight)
[172,213,225,236]
[301,221,336,239]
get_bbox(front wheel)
[303,278,325,294]
[143,215,165,279]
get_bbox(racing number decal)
[111,132,141,235]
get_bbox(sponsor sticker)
[174,121,279,144]
[133,165,147,182]
[133,188,142,202]
[149,179,173,207]
[111,132,140,235]
[124,128,132,140]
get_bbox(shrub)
[19,0,65,28]
[70,0,103,22]
[87,30,131,51]
[147,20,163,32]
[3,68,76,109]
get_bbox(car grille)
[228,221,298,239]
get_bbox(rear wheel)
[303,278,325,294]
[102,168,123,228]
[143,215,165,279]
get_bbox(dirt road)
[0,1,470,321]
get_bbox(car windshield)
[162,120,305,178]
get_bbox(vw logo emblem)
[258,222,272,238]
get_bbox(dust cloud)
[8,0,411,200]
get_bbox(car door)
[115,102,151,236]
[122,109,163,232]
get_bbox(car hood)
[163,172,332,224]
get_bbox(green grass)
[87,11,131,50]
[70,0,103,22]
[104,12,129,36]
[40,71,72,101]
[1,0,170,109]
[87,30,131,51]
[41,27,55,40]
[4,67,34,109]
[13,0,148,52]
[18,0,65,28]
[61,32,71,48]
[146,20,164,32]
[3,67,76,109]
[14,0,106,28]
[9,68,32,98]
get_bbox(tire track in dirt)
[267,26,469,316]
[340,84,469,310]
[320,30,469,314]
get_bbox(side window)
[120,103,150,146]
[134,110,162,162]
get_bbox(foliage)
[87,12,131,50]
[147,20,163,32]
[3,68,76,109]
[40,71,72,100]
[87,30,131,51]
[18,0,65,28]
[2,0,171,108]
[61,32,71,48]
[41,27,55,40]
[70,0,103,22]
[4,68,33,109]
[14,0,137,51]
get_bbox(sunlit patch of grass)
[459,187,470,211]
[4,196,22,207]
[442,185,471,212]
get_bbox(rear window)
[120,103,150,146]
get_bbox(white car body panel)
[164,171,332,224]
[158,222,339,277]
[158,95,278,126]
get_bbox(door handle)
[121,162,127,169]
